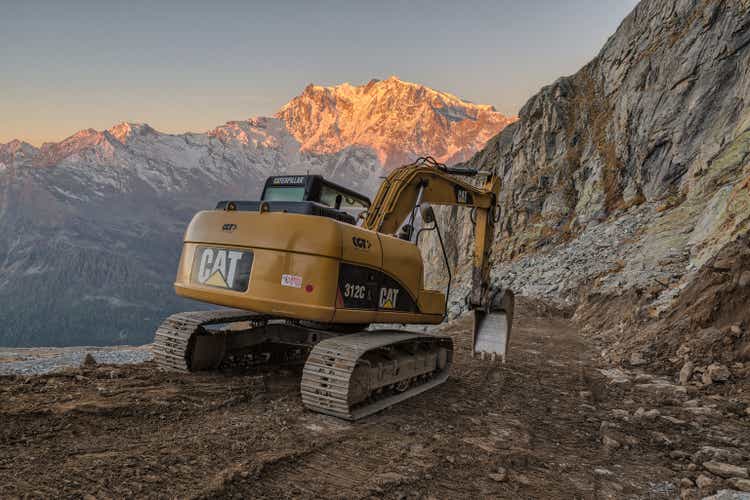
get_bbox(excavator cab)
[260,175,370,211]
[215,175,371,225]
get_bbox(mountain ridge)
[2,77,515,170]
[0,77,509,347]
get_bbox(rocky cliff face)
[431,0,750,370]
[0,79,506,347]
[277,76,516,169]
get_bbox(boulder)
[703,462,749,479]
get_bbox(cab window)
[262,186,306,202]
[319,185,369,209]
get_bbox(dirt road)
[1,303,748,499]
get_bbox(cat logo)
[222,223,237,232]
[196,248,244,289]
[379,288,399,309]
[352,237,372,250]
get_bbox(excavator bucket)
[472,288,514,362]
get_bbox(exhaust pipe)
[472,288,514,362]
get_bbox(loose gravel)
[0,347,153,376]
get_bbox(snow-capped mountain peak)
[107,122,155,144]
[276,76,515,168]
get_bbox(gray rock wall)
[422,0,750,330]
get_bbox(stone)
[738,344,750,363]
[602,435,621,450]
[662,416,687,425]
[738,271,750,288]
[594,468,613,476]
[611,409,630,420]
[650,431,673,447]
[376,472,406,484]
[634,373,654,383]
[515,474,532,486]
[644,409,661,419]
[727,479,750,493]
[696,474,714,489]
[630,351,647,366]
[680,477,695,488]
[683,406,722,417]
[693,447,744,464]
[671,450,691,460]
[703,462,749,479]
[680,361,695,385]
[635,383,688,403]
[634,407,661,419]
[598,368,631,385]
[702,490,750,500]
[703,364,731,384]
[680,488,698,500]
[82,353,97,367]
[489,468,507,482]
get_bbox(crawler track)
[154,311,454,420]
[152,309,267,372]
[300,331,453,420]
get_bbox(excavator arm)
[362,157,514,360]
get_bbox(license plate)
[191,246,252,291]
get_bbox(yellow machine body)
[174,210,446,325]
[153,159,514,420]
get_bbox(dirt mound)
[577,234,750,386]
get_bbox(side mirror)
[420,203,436,224]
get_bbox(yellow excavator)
[153,157,514,420]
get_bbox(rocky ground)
[2,300,749,499]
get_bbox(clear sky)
[1,0,639,146]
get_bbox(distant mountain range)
[0,77,515,346]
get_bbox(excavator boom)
[363,156,513,360]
